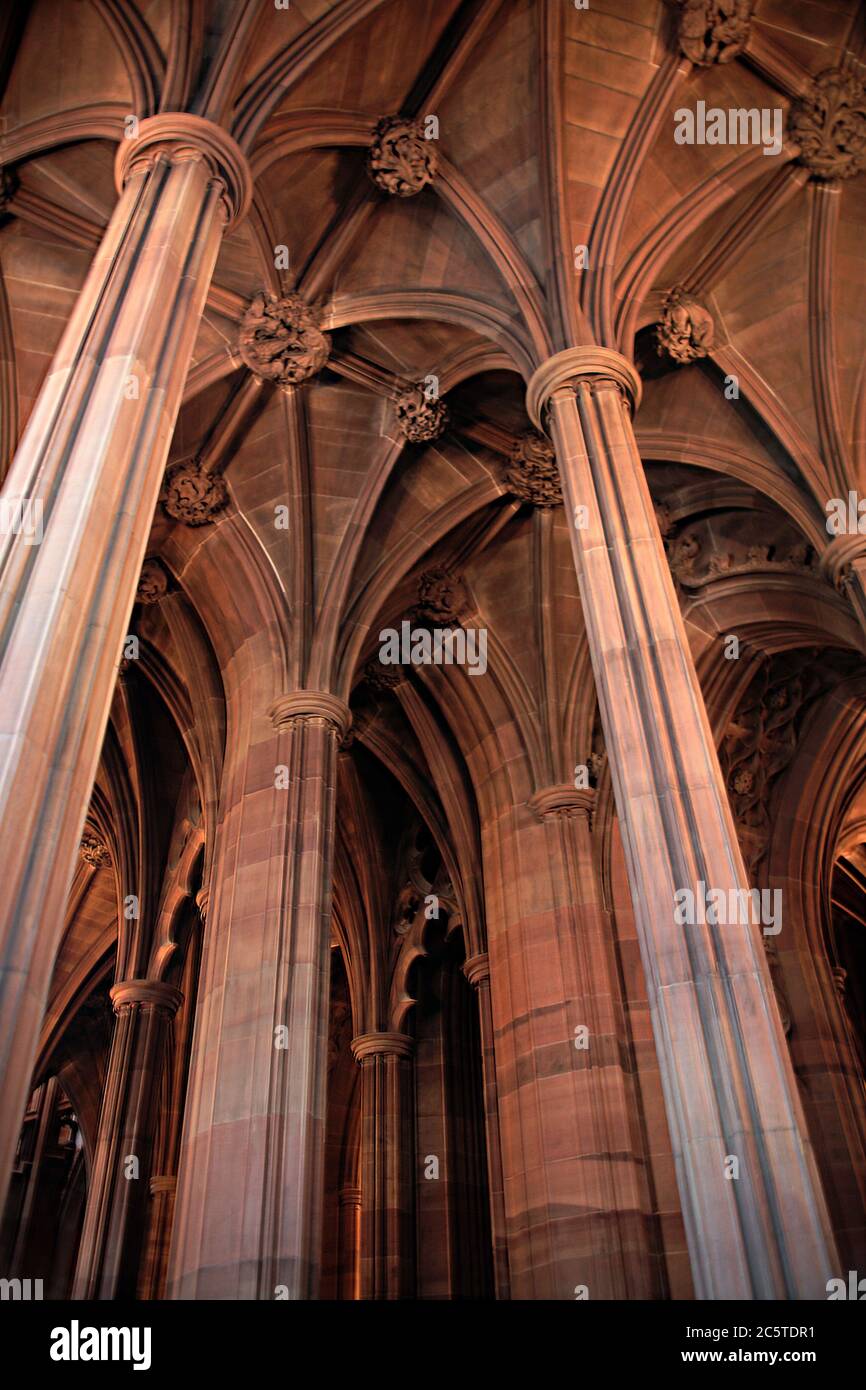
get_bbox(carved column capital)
[114,114,252,230]
[351,1031,415,1063]
[820,533,866,591]
[526,347,642,430]
[110,979,184,1016]
[527,784,595,822]
[462,953,490,989]
[269,690,352,739]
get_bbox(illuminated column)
[0,114,250,1211]
[527,347,838,1299]
[169,692,350,1299]
[352,1031,415,1299]
[72,980,182,1298]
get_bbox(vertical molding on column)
[168,691,350,1300]
[351,1031,415,1300]
[0,114,251,1213]
[72,979,183,1299]
[462,952,511,1300]
[527,347,839,1299]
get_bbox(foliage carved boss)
[239,291,331,386]
[789,69,866,181]
[367,116,437,197]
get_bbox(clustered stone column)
[351,1031,415,1300]
[72,979,183,1299]
[462,954,510,1300]
[526,347,838,1298]
[0,113,251,1212]
[482,783,658,1299]
[168,691,350,1300]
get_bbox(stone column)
[72,979,183,1298]
[462,953,510,1300]
[351,1032,415,1300]
[138,1175,177,1300]
[0,114,251,1211]
[7,1076,61,1275]
[526,347,838,1299]
[337,1185,361,1300]
[168,692,350,1300]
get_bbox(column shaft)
[0,115,249,1210]
[352,1032,415,1300]
[530,348,838,1298]
[168,693,349,1299]
[72,980,181,1299]
[463,955,510,1300]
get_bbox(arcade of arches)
[1,0,865,1301]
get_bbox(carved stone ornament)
[661,512,820,592]
[135,558,168,604]
[789,68,866,182]
[80,830,111,868]
[239,291,331,386]
[364,658,403,692]
[416,568,467,624]
[367,116,437,197]
[161,457,228,527]
[394,382,449,442]
[656,287,715,364]
[505,430,563,508]
[721,649,858,876]
[527,784,595,823]
[676,0,754,66]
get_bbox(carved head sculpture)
[677,0,754,66]
[656,287,715,364]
